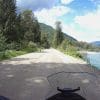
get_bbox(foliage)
[20,10,41,44]
[39,23,77,46]
[0,0,99,61]
[53,21,64,47]
[78,41,100,51]
[23,41,38,53]
[39,23,54,44]
[20,10,35,41]
[66,46,83,58]
[41,33,50,48]
[6,42,22,50]
[59,39,77,50]
[0,1,41,60]
[0,33,6,51]
[58,39,83,58]
[60,39,70,50]
[0,0,19,42]
[24,30,34,42]
[0,50,27,60]
[33,19,41,44]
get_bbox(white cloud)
[62,23,100,42]
[35,5,100,42]
[34,6,70,27]
[62,23,84,41]
[34,2,100,42]
[71,8,100,42]
[74,9,100,31]
[61,0,74,5]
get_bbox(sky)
[17,0,100,42]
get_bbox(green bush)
[59,43,83,59]
[0,33,7,51]
[7,42,22,50]
[0,50,27,60]
[59,39,67,50]
[0,52,7,60]
[0,41,39,61]
[67,51,82,58]
[23,41,38,53]
[41,33,50,49]
[66,47,83,59]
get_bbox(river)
[86,52,100,70]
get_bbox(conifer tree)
[0,0,18,42]
[53,21,64,47]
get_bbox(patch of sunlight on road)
[4,68,11,71]
[46,65,59,69]
[46,66,55,69]
[82,79,90,83]
[25,77,47,85]
[6,74,14,78]
[46,66,52,69]
[72,73,79,76]
[2,60,33,65]
[1,53,44,65]
[34,79,44,83]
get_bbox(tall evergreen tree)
[41,33,50,48]
[16,13,23,41]
[20,10,36,42]
[33,19,41,44]
[20,10,41,44]
[0,33,6,51]
[0,0,18,42]
[53,21,64,47]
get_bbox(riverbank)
[76,51,100,74]
[56,49,100,75]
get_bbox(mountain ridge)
[91,41,100,46]
[39,23,77,42]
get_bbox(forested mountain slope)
[39,23,77,42]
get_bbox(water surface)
[87,52,100,69]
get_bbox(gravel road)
[0,49,100,100]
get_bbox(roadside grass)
[0,48,41,61]
[58,47,83,59]
[65,50,83,59]
[0,50,27,61]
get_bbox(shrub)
[41,33,50,49]
[24,41,38,52]
[0,33,6,51]
[0,50,27,60]
[66,47,83,58]
[7,42,22,50]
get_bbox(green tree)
[20,10,41,44]
[15,13,23,41]
[60,39,68,50]
[41,33,50,48]
[20,10,35,42]
[0,0,18,42]
[33,19,41,44]
[0,33,6,51]
[53,21,64,47]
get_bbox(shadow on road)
[0,59,100,100]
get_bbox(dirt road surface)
[0,49,100,100]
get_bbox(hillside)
[91,41,100,47]
[39,23,77,42]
